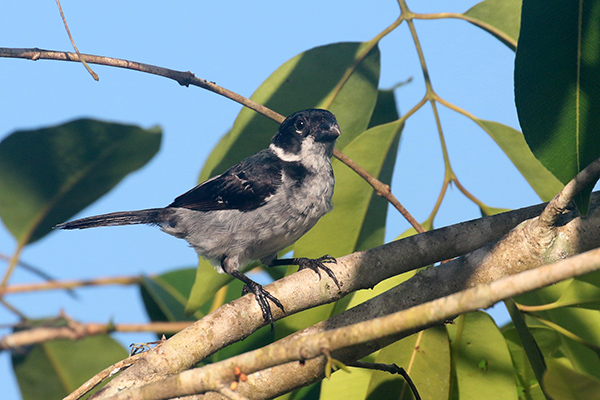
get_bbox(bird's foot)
[297,255,340,289]
[241,281,285,327]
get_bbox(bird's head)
[271,109,341,161]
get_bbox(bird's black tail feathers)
[55,208,172,230]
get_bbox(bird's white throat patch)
[269,143,302,162]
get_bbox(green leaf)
[475,119,563,202]
[320,366,371,400]
[464,0,522,50]
[199,41,380,182]
[447,312,518,400]
[503,324,560,400]
[357,89,402,252]
[515,1,600,212]
[544,358,600,400]
[517,285,600,379]
[141,268,201,325]
[365,327,451,400]
[546,271,600,311]
[0,119,161,245]
[12,331,127,400]
[504,299,547,393]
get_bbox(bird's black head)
[271,109,340,157]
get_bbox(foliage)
[1,0,600,399]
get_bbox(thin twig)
[0,253,78,298]
[0,320,192,351]
[63,352,147,400]
[411,12,517,51]
[0,275,142,295]
[54,0,98,80]
[0,47,423,232]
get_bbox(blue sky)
[0,1,538,398]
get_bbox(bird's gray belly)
[160,199,327,272]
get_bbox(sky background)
[0,1,541,398]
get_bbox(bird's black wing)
[168,150,283,212]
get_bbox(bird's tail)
[55,208,172,230]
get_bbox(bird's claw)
[241,281,285,328]
[298,255,340,289]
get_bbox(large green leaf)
[447,312,518,400]
[12,329,127,400]
[475,119,563,202]
[515,0,600,212]
[517,283,600,379]
[187,42,381,314]
[464,0,522,50]
[503,324,560,399]
[503,300,547,396]
[544,271,600,311]
[365,327,451,400]
[544,358,600,400]
[0,119,161,245]
[199,41,380,182]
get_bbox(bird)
[56,109,342,326]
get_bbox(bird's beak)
[315,122,341,143]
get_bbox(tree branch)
[0,319,191,351]
[104,246,600,400]
[89,192,600,398]
[0,275,142,295]
[91,157,600,398]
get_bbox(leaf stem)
[324,12,405,109]
[411,12,517,51]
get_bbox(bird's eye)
[294,119,306,133]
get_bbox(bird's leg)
[268,255,340,289]
[221,257,284,326]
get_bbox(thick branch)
[107,247,600,400]
[90,192,600,398]
[93,151,600,398]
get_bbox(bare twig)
[0,275,142,295]
[64,352,147,400]
[412,12,517,51]
[0,319,192,351]
[54,0,98,80]
[0,47,423,232]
